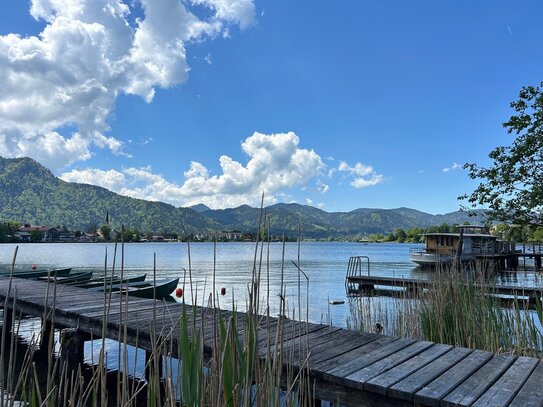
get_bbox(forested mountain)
[0,157,484,237]
[0,157,218,234]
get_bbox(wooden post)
[60,328,87,373]
[1,309,13,333]
[40,319,54,351]
[145,349,163,381]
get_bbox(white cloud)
[442,163,462,173]
[60,131,325,208]
[317,181,329,193]
[0,0,255,170]
[61,167,126,191]
[337,161,384,189]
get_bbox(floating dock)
[0,276,542,406]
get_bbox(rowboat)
[38,271,94,285]
[88,278,179,300]
[74,274,147,289]
[0,268,72,279]
[121,278,179,300]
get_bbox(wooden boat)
[38,271,94,285]
[88,278,179,300]
[122,278,179,300]
[73,274,147,289]
[0,268,72,279]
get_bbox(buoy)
[220,287,226,296]
[175,287,183,298]
[32,264,37,270]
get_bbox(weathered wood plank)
[323,337,412,383]
[311,334,394,376]
[343,341,434,389]
[414,349,493,407]
[509,360,543,407]
[471,356,539,407]
[441,354,516,407]
[387,347,472,401]
[306,331,381,366]
[364,344,454,395]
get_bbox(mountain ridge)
[0,156,485,237]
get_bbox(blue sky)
[0,1,542,214]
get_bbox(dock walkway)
[0,276,542,406]
[346,274,543,302]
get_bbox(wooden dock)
[1,276,542,406]
[346,274,543,301]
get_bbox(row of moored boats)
[0,268,179,301]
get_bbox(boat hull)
[409,252,473,267]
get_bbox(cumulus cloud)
[0,0,255,170]
[442,163,462,173]
[60,131,325,208]
[337,161,384,188]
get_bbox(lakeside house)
[9,224,255,243]
[15,224,76,243]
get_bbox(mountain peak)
[189,203,211,213]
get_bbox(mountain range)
[0,157,484,237]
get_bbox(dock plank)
[311,334,395,376]
[414,349,493,407]
[471,356,539,407]
[388,347,472,401]
[343,341,434,389]
[364,344,453,395]
[323,338,414,383]
[509,360,543,407]
[441,354,516,407]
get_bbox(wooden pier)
[1,276,542,406]
[346,274,543,302]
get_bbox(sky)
[0,1,542,214]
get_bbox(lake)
[1,241,540,328]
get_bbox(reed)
[0,211,314,406]
[347,262,543,357]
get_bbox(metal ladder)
[345,255,370,294]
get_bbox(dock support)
[60,328,88,373]
[1,309,13,333]
[40,320,54,351]
[145,349,163,381]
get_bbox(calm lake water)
[1,241,542,389]
[1,241,541,327]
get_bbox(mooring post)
[145,349,163,381]
[40,319,54,351]
[60,328,88,373]
[1,309,13,333]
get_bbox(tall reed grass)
[348,262,543,358]
[0,208,315,406]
